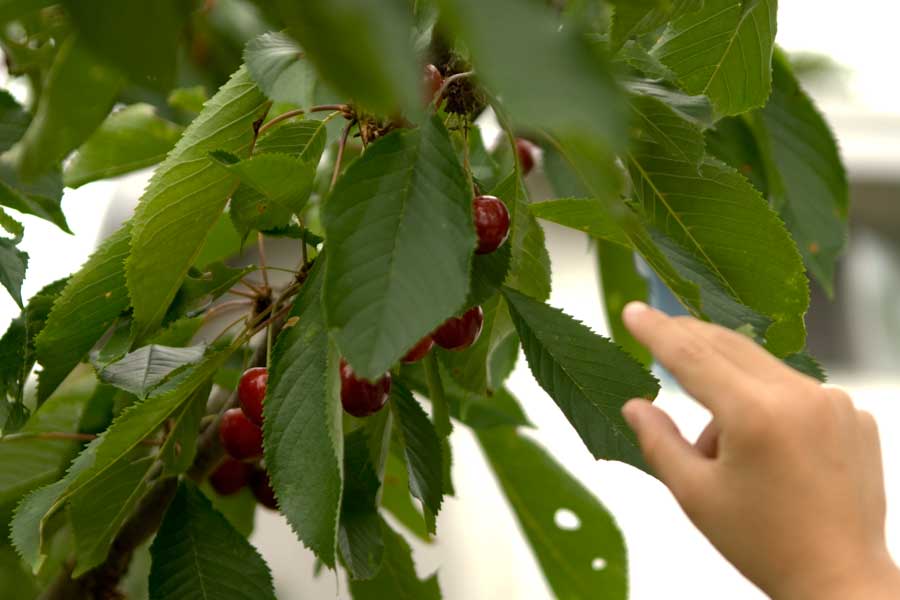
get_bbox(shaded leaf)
[597,242,652,366]
[381,451,431,542]
[64,104,184,188]
[348,517,441,600]
[323,116,475,380]
[274,0,418,115]
[530,197,630,247]
[126,66,269,341]
[149,482,276,600]
[16,36,122,178]
[339,428,383,580]
[0,237,27,307]
[704,115,770,195]
[653,0,777,116]
[255,119,329,164]
[36,224,132,402]
[502,287,659,468]
[0,156,68,232]
[610,0,703,51]
[478,427,628,599]
[0,90,29,153]
[498,172,552,302]
[244,31,316,108]
[390,383,443,530]
[264,258,343,567]
[751,51,849,296]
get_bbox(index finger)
[622,302,759,416]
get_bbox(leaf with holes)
[245,31,317,108]
[264,259,343,568]
[149,482,276,600]
[322,115,475,380]
[653,0,777,116]
[126,66,269,342]
[478,427,628,600]
[502,287,659,468]
[64,104,183,188]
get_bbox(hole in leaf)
[554,508,581,531]
[592,557,607,571]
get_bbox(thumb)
[623,399,708,502]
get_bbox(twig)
[240,278,266,295]
[226,288,256,299]
[257,232,270,291]
[330,120,355,192]
[257,104,350,136]
[203,300,251,322]
[435,70,475,105]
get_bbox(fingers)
[622,399,710,503]
[622,302,758,416]
[695,420,720,458]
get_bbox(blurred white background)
[2,3,899,598]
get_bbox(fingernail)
[622,301,649,323]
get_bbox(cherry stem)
[226,288,256,299]
[257,232,270,291]
[203,300,251,322]
[1,431,161,446]
[435,70,475,104]
[257,104,350,136]
[331,120,355,192]
[240,278,266,295]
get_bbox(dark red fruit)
[423,63,443,104]
[209,457,251,496]
[402,336,434,363]
[516,138,538,175]
[238,367,268,426]
[340,360,391,418]
[219,408,263,461]
[433,306,484,351]
[249,468,278,510]
[473,195,510,255]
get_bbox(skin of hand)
[620,301,900,600]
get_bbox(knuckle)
[664,335,711,364]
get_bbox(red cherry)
[219,408,263,461]
[423,64,443,105]
[516,138,538,175]
[340,359,391,418]
[249,468,278,510]
[433,306,484,351]
[402,336,434,363]
[238,367,268,426]
[473,195,510,255]
[209,457,251,496]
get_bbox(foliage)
[0,0,846,598]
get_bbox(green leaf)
[168,85,209,115]
[0,0,54,22]
[62,0,193,91]
[597,242,653,367]
[477,427,628,599]
[0,156,69,232]
[264,258,343,568]
[784,351,826,382]
[255,119,329,164]
[98,344,207,398]
[704,115,770,195]
[63,104,184,188]
[530,197,630,247]
[12,348,229,572]
[465,243,511,309]
[502,287,659,468]
[381,451,431,542]
[348,518,441,600]
[631,91,706,165]
[389,383,443,531]
[323,116,475,380]
[16,36,122,179]
[653,0,777,116]
[0,381,92,524]
[126,66,269,341]
[438,0,627,148]
[627,96,809,355]
[274,0,417,115]
[610,0,703,51]
[158,380,211,475]
[69,451,155,576]
[200,482,257,538]
[497,172,552,302]
[244,31,316,108]
[0,277,67,405]
[339,428,383,580]
[750,51,849,297]
[165,262,252,324]
[0,90,29,153]
[149,482,276,600]
[194,214,243,269]
[36,224,132,402]
[0,543,39,599]
[213,151,316,235]
[0,238,27,308]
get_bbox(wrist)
[774,551,900,600]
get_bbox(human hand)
[620,302,900,600]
